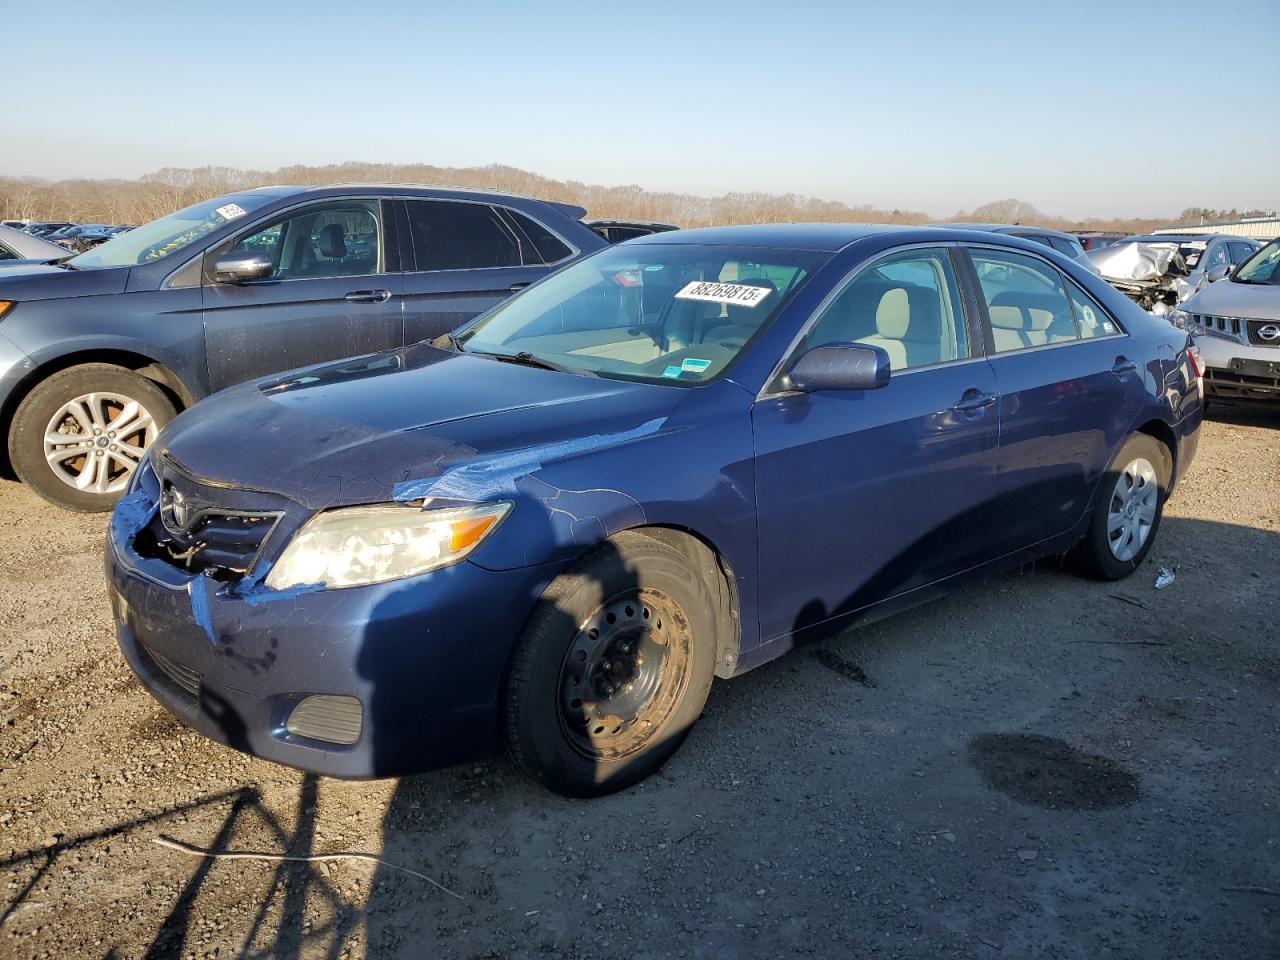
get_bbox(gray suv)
[0,184,604,511]
[1170,238,1280,402]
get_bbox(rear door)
[399,200,571,344]
[201,198,403,391]
[752,246,999,641]
[962,245,1145,558]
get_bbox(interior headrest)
[875,284,941,342]
[988,306,1027,330]
[724,278,779,314]
[318,223,347,259]
[989,291,1066,331]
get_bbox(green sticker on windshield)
[681,358,712,372]
[661,365,684,379]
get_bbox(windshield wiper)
[480,350,597,378]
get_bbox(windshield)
[68,193,279,269]
[1234,239,1280,285]
[457,244,824,384]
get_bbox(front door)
[202,199,403,391]
[752,246,1000,643]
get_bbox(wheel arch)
[1,349,194,473]
[1134,417,1177,486]
[620,524,743,680]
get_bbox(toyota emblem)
[160,483,191,534]
[1259,324,1280,342]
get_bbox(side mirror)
[213,253,273,283]
[1205,264,1231,284]
[788,343,891,393]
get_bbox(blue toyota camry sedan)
[106,224,1202,796]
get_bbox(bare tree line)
[1,162,1176,234]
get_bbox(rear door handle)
[344,288,391,303]
[509,282,531,292]
[1111,358,1138,376]
[951,391,997,413]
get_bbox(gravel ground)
[1,406,1277,960]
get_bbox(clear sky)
[5,0,1277,219]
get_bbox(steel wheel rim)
[1107,456,1158,562]
[557,589,692,762]
[43,391,157,494]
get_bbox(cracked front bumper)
[106,516,559,778]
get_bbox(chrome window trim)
[162,194,390,289]
[757,241,973,400]
[397,197,581,275]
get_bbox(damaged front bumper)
[106,475,559,779]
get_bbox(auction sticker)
[215,203,248,220]
[675,281,772,307]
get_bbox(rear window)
[405,200,522,271]
[505,209,573,264]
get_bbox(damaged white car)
[1087,233,1260,316]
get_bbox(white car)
[1171,239,1280,402]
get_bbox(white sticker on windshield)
[675,281,772,308]
[215,203,248,221]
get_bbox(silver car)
[1170,238,1280,402]
[0,224,69,266]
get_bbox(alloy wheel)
[43,392,157,494]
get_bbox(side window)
[405,201,521,270]
[504,209,573,264]
[1048,236,1080,258]
[804,248,969,371]
[1204,242,1230,270]
[1065,278,1120,340]
[971,249,1079,352]
[228,201,381,280]
[1228,242,1254,264]
[0,244,15,261]
[1020,234,1055,249]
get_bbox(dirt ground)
[1,405,1277,960]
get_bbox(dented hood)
[153,342,683,511]
[1086,242,1186,282]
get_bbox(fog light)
[285,695,362,745]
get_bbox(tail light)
[1186,344,1202,379]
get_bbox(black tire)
[504,531,717,797]
[1074,433,1171,581]
[8,363,176,513]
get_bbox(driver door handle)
[509,282,531,292]
[344,288,391,303]
[951,391,997,413]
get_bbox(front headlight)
[265,501,512,590]
[1168,308,1190,329]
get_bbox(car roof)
[628,222,920,251]
[935,222,1078,241]
[304,182,587,219]
[1124,233,1243,242]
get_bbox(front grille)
[141,643,202,697]
[1245,319,1280,347]
[1192,314,1244,340]
[131,456,285,579]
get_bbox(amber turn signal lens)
[450,514,501,552]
